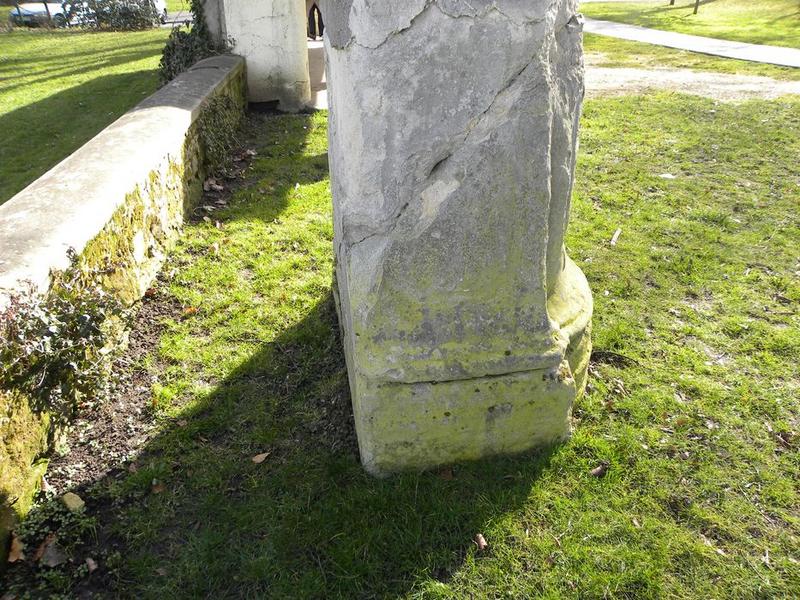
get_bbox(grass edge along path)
[5,96,800,597]
[581,0,800,49]
[584,32,800,81]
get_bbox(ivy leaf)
[590,462,609,478]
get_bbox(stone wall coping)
[0,55,245,305]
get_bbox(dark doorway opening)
[308,2,324,40]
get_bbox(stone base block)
[339,258,592,477]
[353,362,575,476]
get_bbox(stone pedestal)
[325,0,592,476]
[221,0,311,110]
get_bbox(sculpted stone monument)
[325,0,592,475]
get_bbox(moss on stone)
[77,73,245,306]
[0,389,50,559]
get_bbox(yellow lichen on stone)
[0,389,50,551]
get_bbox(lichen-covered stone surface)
[0,55,246,306]
[0,389,49,556]
[326,0,592,475]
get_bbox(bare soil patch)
[44,287,180,495]
[585,60,800,100]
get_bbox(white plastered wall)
[222,0,311,111]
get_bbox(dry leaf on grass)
[40,476,53,495]
[86,557,98,572]
[151,480,166,494]
[474,533,488,551]
[7,533,24,563]
[203,178,224,192]
[251,452,270,464]
[33,533,56,562]
[61,492,85,513]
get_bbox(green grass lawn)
[582,0,800,49]
[8,91,800,597]
[166,0,189,14]
[584,32,800,80]
[0,28,169,204]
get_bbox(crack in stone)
[335,0,434,50]
[461,11,581,142]
[343,4,580,252]
[425,151,454,180]
[348,200,410,249]
[384,363,564,387]
[346,42,540,251]
[436,0,551,25]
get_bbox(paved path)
[583,18,800,68]
[161,9,192,27]
[309,40,328,110]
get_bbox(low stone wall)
[0,54,246,553]
[0,54,246,305]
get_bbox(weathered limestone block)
[220,0,311,110]
[326,0,592,475]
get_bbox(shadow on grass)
[0,69,161,203]
[0,41,167,93]
[104,294,555,598]
[4,112,558,597]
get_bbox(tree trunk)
[693,0,701,14]
[42,0,52,26]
